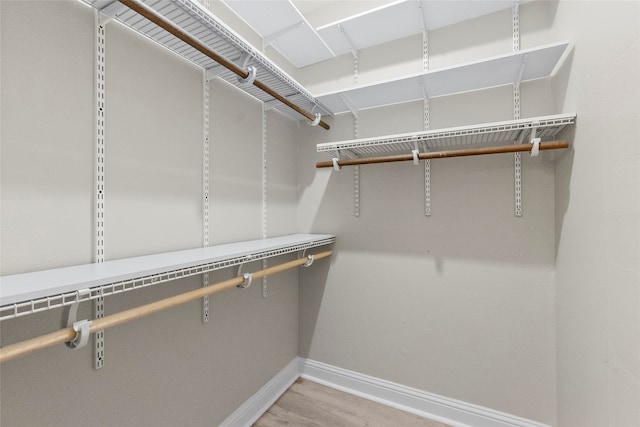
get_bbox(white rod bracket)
[412,149,420,165]
[68,320,93,350]
[65,289,92,349]
[303,254,314,268]
[332,158,341,171]
[530,138,541,156]
[237,272,253,289]
[529,126,540,156]
[308,113,322,127]
[237,66,257,86]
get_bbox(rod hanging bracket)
[332,158,342,171]
[308,113,322,127]
[303,254,314,267]
[237,272,253,289]
[530,138,541,156]
[237,66,257,86]
[68,320,93,350]
[412,150,420,165]
[529,126,540,156]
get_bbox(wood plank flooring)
[253,378,451,427]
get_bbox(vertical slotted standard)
[94,12,106,370]
[513,1,523,217]
[354,114,360,217]
[423,30,431,217]
[202,73,210,322]
[261,103,268,298]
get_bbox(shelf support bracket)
[263,21,305,48]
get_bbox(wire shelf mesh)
[0,237,335,321]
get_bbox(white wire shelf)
[317,0,515,59]
[317,113,576,158]
[0,234,335,321]
[85,0,333,119]
[316,41,570,114]
[221,0,335,68]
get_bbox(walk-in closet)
[1,0,638,426]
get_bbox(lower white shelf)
[0,234,335,320]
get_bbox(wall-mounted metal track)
[94,11,107,370]
[202,73,211,322]
[261,103,268,298]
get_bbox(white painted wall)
[2,1,638,426]
[551,1,640,426]
[0,1,300,425]
[297,3,559,425]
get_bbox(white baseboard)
[299,358,551,427]
[219,357,300,427]
[220,356,551,427]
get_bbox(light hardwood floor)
[253,378,451,427]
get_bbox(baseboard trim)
[299,358,551,427]
[219,358,299,427]
[220,356,551,427]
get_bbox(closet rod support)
[303,255,314,267]
[317,141,569,168]
[237,273,253,289]
[118,0,330,130]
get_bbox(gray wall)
[0,1,299,425]
[552,1,640,426]
[297,2,559,425]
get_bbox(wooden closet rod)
[316,141,569,168]
[0,250,332,363]
[119,0,330,130]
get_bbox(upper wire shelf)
[0,234,335,321]
[85,0,334,120]
[317,113,576,158]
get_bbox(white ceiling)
[221,0,515,68]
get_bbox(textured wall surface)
[0,2,300,425]
[552,2,640,426]
[297,2,559,424]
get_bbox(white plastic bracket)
[303,254,314,267]
[64,289,92,350]
[237,66,257,86]
[530,138,541,156]
[332,157,341,171]
[237,273,253,289]
[68,320,93,350]
[235,256,254,289]
[308,113,322,127]
[412,140,421,165]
